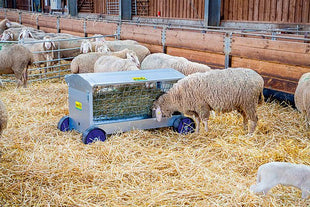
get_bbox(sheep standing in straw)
[141,53,211,75]
[153,68,264,134]
[294,72,310,128]
[0,99,8,135]
[0,44,33,87]
[250,162,310,199]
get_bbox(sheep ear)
[29,32,34,38]
[9,32,13,39]
[88,42,92,52]
[155,107,162,122]
[51,41,56,49]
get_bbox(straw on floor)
[0,79,309,206]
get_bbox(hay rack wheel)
[57,116,71,132]
[82,126,107,144]
[173,117,196,134]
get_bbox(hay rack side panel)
[58,68,196,144]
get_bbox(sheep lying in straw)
[71,49,138,74]
[153,68,264,134]
[250,162,310,199]
[94,53,140,73]
[80,39,110,54]
[0,19,11,34]
[294,72,310,128]
[141,53,211,76]
[0,99,8,135]
[0,44,33,87]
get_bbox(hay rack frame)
[58,68,196,144]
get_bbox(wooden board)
[86,21,118,36]
[231,36,310,67]
[120,24,162,45]
[5,10,20,22]
[39,27,58,33]
[38,15,57,29]
[167,47,225,68]
[165,30,224,53]
[59,29,84,37]
[21,13,37,26]
[59,18,84,33]
[140,42,163,53]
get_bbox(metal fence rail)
[0,34,117,85]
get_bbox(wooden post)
[120,0,132,20]
[204,0,221,26]
[68,0,77,16]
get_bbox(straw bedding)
[0,79,309,206]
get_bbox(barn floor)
[0,79,309,206]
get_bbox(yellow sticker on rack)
[75,101,82,111]
[132,77,147,81]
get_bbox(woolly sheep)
[294,72,310,128]
[141,53,211,76]
[94,53,140,73]
[0,19,11,34]
[71,48,139,74]
[50,35,83,58]
[80,39,110,54]
[0,44,33,87]
[0,99,7,135]
[106,43,150,63]
[153,68,264,134]
[250,162,310,199]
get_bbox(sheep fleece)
[294,72,310,124]
[155,68,264,131]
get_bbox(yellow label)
[75,101,82,111]
[132,77,147,81]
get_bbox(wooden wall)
[222,0,310,23]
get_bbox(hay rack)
[58,68,196,144]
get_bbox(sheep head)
[80,40,92,54]
[18,28,34,40]
[1,31,13,41]
[153,95,173,122]
[43,36,56,51]
[126,51,140,68]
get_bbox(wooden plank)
[0,10,5,19]
[223,0,229,20]
[229,0,234,20]
[248,0,254,20]
[165,30,224,53]
[301,0,310,23]
[259,0,265,21]
[233,0,238,20]
[59,18,84,33]
[6,11,19,22]
[289,0,296,22]
[276,0,283,22]
[237,0,243,20]
[231,56,310,82]
[59,29,84,37]
[39,26,58,33]
[282,0,289,22]
[243,0,249,20]
[231,38,310,67]
[120,24,162,45]
[21,13,37,26]
[141,43,163,53]
[264,0,271,21]
[38,15,57,29]
[253,0,260,21]
[295,0,303,23]
[167,47,225,68]
[270,0,277,21]
[86,21,117,36]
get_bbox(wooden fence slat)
[270,0,277,21]
[86,21,118,36]
[253,0,260,21]
[248,0,254,20]
[276,0,283,22]
[165,30,224,53]
[289,0,296,22]
[301,0,310,23]
[295,0,303,23]
[59,18,84,33]
[120,24,162,45]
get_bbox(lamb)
[80,39,110,54]
[0,44,33,87]
[106,43,150,63]
[294,72,310,128]
[71,48,139,74]
[94,53,140,73]
[141,53,211,76]
[0,99,7,135]
[153,68,264,134]
[250,162,310,199]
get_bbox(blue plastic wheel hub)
[57,116,71,132]
[173,117,195,134]
[82,127,107,144]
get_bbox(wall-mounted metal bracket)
[162,26,167,53]
[224,32,232,69]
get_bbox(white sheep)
[294,72,310,128]
[0,19,11,34]
[250,162,310,199]
[0,99,8,135]
[141,53,211,76]
[153,68,264,134]
[0,44,33,87]
[80,39,110,54]
[94,53,140,73]
[106,43,150,63]
[71,48,138,74]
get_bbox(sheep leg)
[250,183,273,195]
[238,109,248,131]
[187,111,200,133]
[200,110,210,133]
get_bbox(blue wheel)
[57,116,71,132]
[173,117,195,134]
[82,127,106,144]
